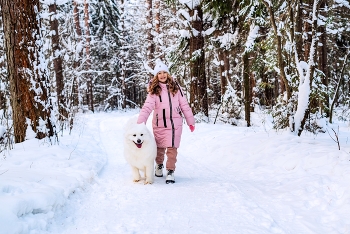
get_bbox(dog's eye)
[133,134,136,137]
[141,134,143,136]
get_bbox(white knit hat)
[153,59,169,75]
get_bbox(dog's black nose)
[137,139,141,143]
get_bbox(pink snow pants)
[156,147,178,171]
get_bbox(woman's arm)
[137,93,156,124]
[178,87,195,126]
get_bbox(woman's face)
[157,71,168,83]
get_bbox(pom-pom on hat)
[153,59,169,75]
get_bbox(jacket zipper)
[156,114,158,126]
[166,85,175,147]
[162,109,167,128]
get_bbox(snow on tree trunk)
[49,3,67,123]
[293,0,320,136]
[154,0,162,58]
[146,0,154,72]
[189,4,208,118]
[1,0,55,143]
[73,0,83,109]
[119,0,127,109]
[84,0,94,112]
[218,50,229,97]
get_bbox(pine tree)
[1,0,55,142]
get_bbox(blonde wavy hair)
[148,73,179,96]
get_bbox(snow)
[179,29,190,38]
[41,0,73,5]
[204,27,215,36]
[294,0,320,135]
[179,0,200,10]
[334,0,350,9]
[178,9,191,22]
[0,125,5,137]
[245,25,260,52]
[1,110,350,234]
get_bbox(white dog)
[123,116,157,184]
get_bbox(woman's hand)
[189,125,195,132]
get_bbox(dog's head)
[125,123,150,149]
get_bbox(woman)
[137,60,195,184]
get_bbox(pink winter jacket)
[137,82,195,148]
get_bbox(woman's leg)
[156,147,166,165]
[165,147,178,170]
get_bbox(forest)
[0,0,349,150]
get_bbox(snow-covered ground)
[1,110,350,234]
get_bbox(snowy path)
[45,112,350,234]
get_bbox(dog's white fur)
[123,116,157,184]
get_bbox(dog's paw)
[133,179,140,183]
[144,181,153,185]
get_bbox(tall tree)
[73,0,83,109]
[188,3,208,117]
[1,0,55,142]
[154,0,164,59]
[84,0,94,112]
[318,0,329,116]
[261,0,291,101]
[243,52,251,127]
[146,0,154,71]
[49,3,67,123]
[120,0,127,109]
[89,0,121,110]
[293,0,322,135]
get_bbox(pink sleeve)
[137,93,156,124]
[178,87,195,126]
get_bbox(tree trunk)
[218,50,229,97]
[223,50,230,88]
[295,0,304,62]
[84,0,94,112]
[154,0,162,58]
[261,1,291,100]
[318,0,329,116]
[146,0,154,72]
[1,0,54,143]
[49,3,67,122]
[295,0,321,136]
[73,0,83,109]
[120,0,126,109]
[189,5,208,117]
[243,52,251,127]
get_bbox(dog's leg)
[131,166,141,182]
[144,165,154,184]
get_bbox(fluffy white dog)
[123,116,157,184]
